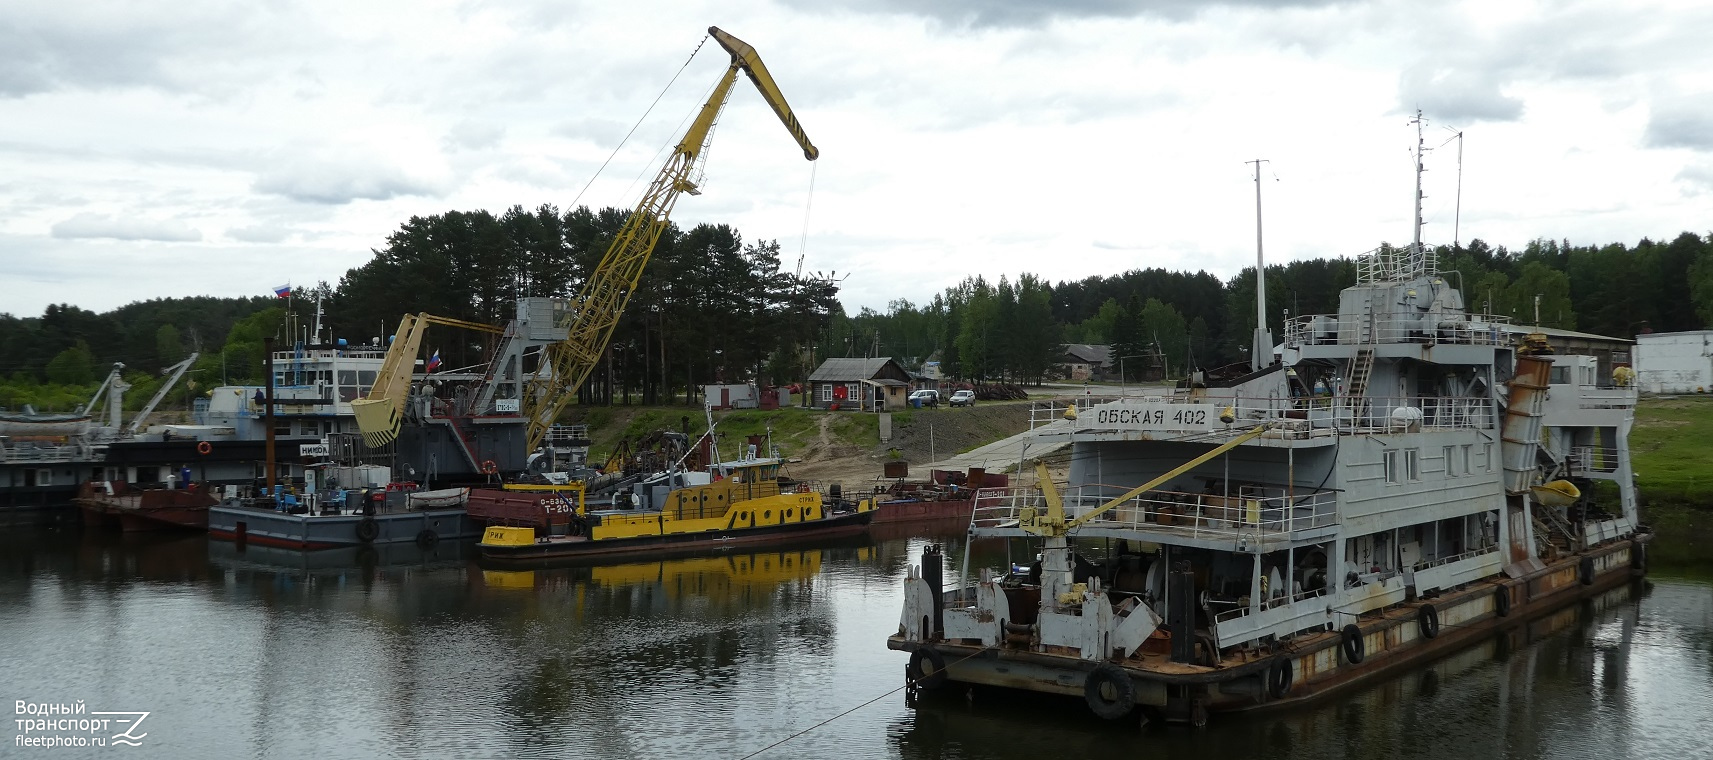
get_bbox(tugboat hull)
[480,508,873,564]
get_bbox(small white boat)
[407,487,470,509]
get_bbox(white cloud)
[50,213,201,242]
[0,0,1710,320]
[252,158,441,205]
[444,120,506,151]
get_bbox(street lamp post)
[1118,354,1145,397]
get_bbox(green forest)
[3,201,1711,416]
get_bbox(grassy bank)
[1631,396,1713,507]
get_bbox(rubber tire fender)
[1578,556,1596,586]
[1083,663,1135,720]
[1494,586,1512,617]
[1268,657,1294,700]
[355,517,379,544]
[415,529,438,548]
[1418,604,1440,639]
[1341,624,1366,664]
[1631,543,1648,574]
[906,648,948,690]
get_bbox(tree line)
[4,215,1710,413]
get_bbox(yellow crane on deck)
[522,26,819,452]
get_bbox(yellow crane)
[353,312,505,448]
[522,26,819,452]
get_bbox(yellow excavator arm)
[522,28,818,452]
[352,313,504,448]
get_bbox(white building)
[1634,330,1713,393]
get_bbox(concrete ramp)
[922,418,1075,473]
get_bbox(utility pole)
[1246,159,1272,372]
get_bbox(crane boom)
[353,313,505,448]
[523,28,818,451]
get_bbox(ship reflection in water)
[1,523,1708,759]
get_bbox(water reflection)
[1,522,1710,759]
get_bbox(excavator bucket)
[352,314,427,449]
[352,401,401,449]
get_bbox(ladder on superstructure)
[1343,348,1376,427]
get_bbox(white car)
[908,389,940,407]
[949,390,976,407]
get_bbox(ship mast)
[1247,158,1272,372]
[1411,110,1426,256]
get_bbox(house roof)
[1060,344,1112,364]
[809,357,905,382]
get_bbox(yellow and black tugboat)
[477,454,874,564]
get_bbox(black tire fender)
[355,517,379,543]
[1083,663,1135,720]
[1631,543,1648,574]
[1268,657,1294,699]
[1579,556,1596,586]
[1341,624,1366,664]
[1419,604,1440,639]
[907,648,948,690]
[1494,586,1512,617]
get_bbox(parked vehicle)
[949,390,976,407]
[908,389,940,407]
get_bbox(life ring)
[355,517,379,543]
[415,528,438,548]
[1418,604,1440,639]
[1083,663,1135,720]
[906,648,948,690]
[1341,624,1366,664]
[1268,657,1294,699]
[481,460,499,475]
[196,441,212,456]
[1578,556,1596,586]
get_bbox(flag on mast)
[426,350,442,373]
[272,283,291,298]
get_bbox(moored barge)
[887,146,1649,726]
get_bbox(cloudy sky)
[3,0,1711,320]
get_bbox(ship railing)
[1410,547,1491,572]
[1567,385,1637,409]
[1213,585,1329,624]
[1284,312,1513,347]
[544,425,590,445]
[970,485,1338,542]
[1030,394,1495,435]
[1210,585,1334,649]
[1568,446,1623,475]
[0,442,89,464]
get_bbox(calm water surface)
[2,519,1709,759]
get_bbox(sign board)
[495,398,520,413]
[1085,402,1222,432]
[299,443,330,458]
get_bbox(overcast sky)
[4,0,1711,321]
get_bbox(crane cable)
[566,33,710,212]
[795,160,818,279]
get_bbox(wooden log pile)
[972,383,1028,401]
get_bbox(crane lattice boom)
[522,27,818,451]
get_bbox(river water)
[2,519,1709,760]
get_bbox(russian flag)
[272,283,291,298]
[426,350,442,373]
